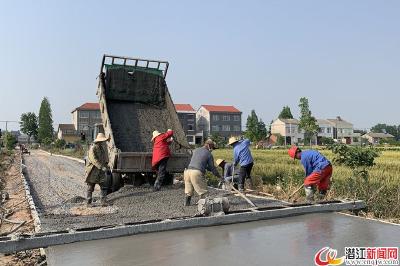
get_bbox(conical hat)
[152,130,162,141]
[94,133,109,143]
[228,136,239,145]
[216,159,225,166]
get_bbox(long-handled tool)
[228,167,257,208]
[229,183,257,208]
[287,184,304,201]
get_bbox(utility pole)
[0,121,19,132]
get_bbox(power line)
[0,121,19,132]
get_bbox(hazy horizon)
[1,1,399,131]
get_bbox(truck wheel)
[111,173,122,192]
[146,173,157,186]
[163,172,173,185]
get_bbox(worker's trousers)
[155,157,169,184]
[239,162,253,186]
[184,169,208,197]
[304,165,333,191]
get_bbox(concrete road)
[46,212,400,266]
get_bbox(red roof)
[174,104,195,112]
[72,103,100,112]
[201,105,241,113]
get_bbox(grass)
[211,148,400,222]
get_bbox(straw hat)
[94,133,109,143]
[216,159,225,166]
[228,136,239,146]
[152,130,162,141]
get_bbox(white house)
[271,118,304,145]
[316,119,334,144]
[326,116,360,145]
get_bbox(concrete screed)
[46,212,400,266]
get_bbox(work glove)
[101,166,108,172]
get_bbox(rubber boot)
[184,195,191,206]
[86,191,93,207]
[304,186,315,203]
[247,178,254,190]
[153,180,161,191]
[317,190,327,201]
[100,189,108,207]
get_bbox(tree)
[54,139,66,149]
[371,123,399,140]
[245,110,267,142]
[3,132,16,151]
[298,97,318,145]
[38,97,54,143]
[278,106,294,119]
[20,112,38,143]
[330,143,379,180]
[210,133,226,148]
[273,133,285,146]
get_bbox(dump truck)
[96,55,191,191]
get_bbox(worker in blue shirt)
[288,146,332,202]
[229,137,254,192]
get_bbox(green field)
[212,148,400,222]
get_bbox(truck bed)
[108,101,187,153]
[97,56,191,174]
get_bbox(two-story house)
[316,119,334,144]
[327,116,360,144]
[196,105,242,140]
[71,103,102,141]
[174,104,202,145]
[271,118,304,145]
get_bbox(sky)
[1,0,399,131]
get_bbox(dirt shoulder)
[0,150,45,266]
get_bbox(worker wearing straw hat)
[152,129,174,191]
[215,159,239,188]
[228,136,254,192]
[85,133,110,207]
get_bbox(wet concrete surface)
[46,212,400,266]
[24,151,286,232]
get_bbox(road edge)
[39,149,85,164]
[20,153,46,257]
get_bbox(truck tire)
[111,173,122,192]
[146,173,157,186]
[163,172,173,185]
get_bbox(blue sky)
[1,0,399,131]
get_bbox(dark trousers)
[239,162,253,186]
[155,157,169,184]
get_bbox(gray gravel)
[24,150,287,233]
[23,150,93,212]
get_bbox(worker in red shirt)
[152,129,174,191]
